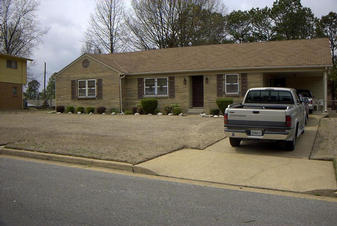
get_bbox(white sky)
[30,0,337,85]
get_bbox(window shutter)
[138,78,144,99]
[240,73,248,97]
[169,76,175,98]
[217,74,223,97]
[71,80,77,100]
[97,79,103,99]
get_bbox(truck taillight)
[286,115,292,127]
[224,113,228,125]
[310,100,313,104]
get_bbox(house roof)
[0,53,33,61]
[89,38,332,75]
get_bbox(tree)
[0,0,46,57]
[83,0,125,54]
[249,7,275,41]
[25,79,40,99]
[46,73,56,100]
[126,0,226,50]
[270,0,316,40]
[225,10,253,43]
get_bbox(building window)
[78,79,96,98]
[144,78,168,96]
[13,87,18,97]
[7,60,18,69]
[224,74,239,94]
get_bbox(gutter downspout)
[119,74,126,113]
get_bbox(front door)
[192,76,204,107]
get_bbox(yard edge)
[0,147,157,176]
[309,113,328,160]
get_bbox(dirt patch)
[311,117,337,160]
[0,111,224,164]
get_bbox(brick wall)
[0,82,23,110]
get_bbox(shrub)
[97,106,106,114]
[216,98,233,114]
[86,107,95,114]
[132,106,138,114]
[137,104,144,114]
[141,98,158,114]
[172,106,182,115]
[125,110,133,115]
[110,108,118,113]
[56,106,65,113]
[76,106,85,113]
[210,109,220,115]
[164,104,179,115]
[66,106,75,113]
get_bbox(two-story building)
[0,54,31,110]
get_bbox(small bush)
[164,104,180,114]
[132,106,138,114]
[141,98,158,114]
[97,106,106,114]
[86,107,95,114]
[110,108,118,113]
[216,98,233,114]
[137,104,144,114]
[210,109,220,115]
[164,105,172,115]
[66,106,75,113]
[172,106,182,115]
[76,106,85,113]
[125,110,133,115]
[56,106,65,113]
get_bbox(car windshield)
[245,90,294,104]
[297,90,312,98]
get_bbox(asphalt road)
[1,157,336,226]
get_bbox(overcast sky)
[30,0,337,85]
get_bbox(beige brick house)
[55,38,332,113]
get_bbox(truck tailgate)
[228,109,286,125]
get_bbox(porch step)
[187,108,205,114]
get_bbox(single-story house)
[55,38,332,113]
[0,54,31,110]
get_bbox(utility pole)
[43,62,46,98]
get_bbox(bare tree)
[126,0,226,50]
[0,0,46,57]
[83,0,125,54]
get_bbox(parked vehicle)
[224,87,306,151]
[296,89,315,114]
[300,96,310,124]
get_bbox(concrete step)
[187,108,204,114]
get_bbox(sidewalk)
[137,147,336,193]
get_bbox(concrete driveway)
[205,114,324,159]
[138,114,337,193]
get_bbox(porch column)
[324,70,328,112]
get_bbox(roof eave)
[125,64,333,76]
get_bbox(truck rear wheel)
[285,125,298,151]
[229,138,241,147]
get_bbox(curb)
[0,147,157,176]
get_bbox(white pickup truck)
[224,87,306,151]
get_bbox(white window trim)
[78,79,97,98]
[144,77,169,97]
[224,74,240,95]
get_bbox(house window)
[144,78,168,96]
[13,87,18,96]
[78,79,96,98]
[224,74,239,94]
[7,60,17,69]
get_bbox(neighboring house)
[0,54,31,110]
[55,38,332,114]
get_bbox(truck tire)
[285,125,298,151]
[229,138,241,147]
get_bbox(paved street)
[1,157,337,226]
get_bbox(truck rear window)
[245,90,294,104]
